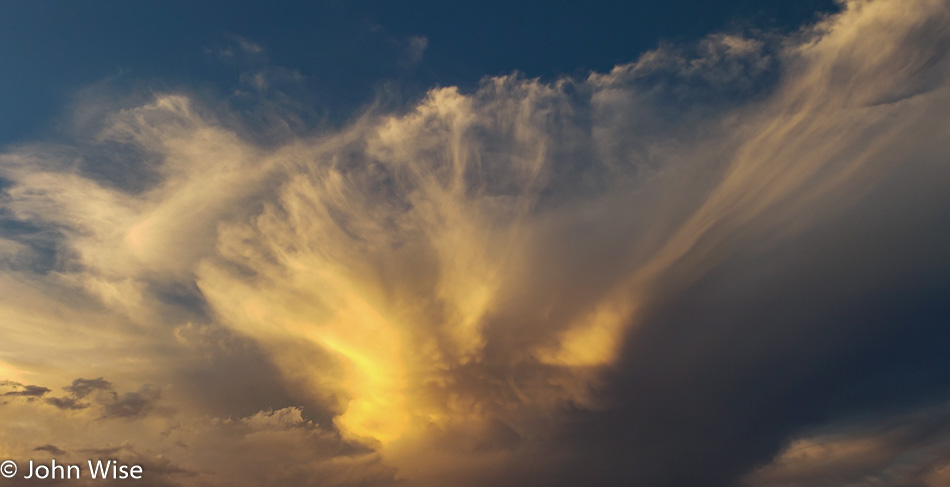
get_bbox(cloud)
[743,401,950,487]
[33,444,68,456]
[1,380,51,397]
[405,35,428,65]
[235,37,264,55]
[46,396,89,410]
[206,35,266,60]
[1,381,394,487]
[100,384,161,419]
[0,0,948,485]
[64,377,113,399]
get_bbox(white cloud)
[1,0,948,485]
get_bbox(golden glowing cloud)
[0,1,948,485]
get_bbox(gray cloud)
[1,381,51,398]
[0,1,948,486]
[64,377,113,399]
[46,396,89,410]
[100,385,161,419]
[33,444,68,456]
[46,378,113,410]
[744,401,950,487]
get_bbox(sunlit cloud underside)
[2,1,950,486]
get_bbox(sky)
[0,1,949,486]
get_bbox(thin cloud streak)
[0,0,948,485]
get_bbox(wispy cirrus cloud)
[1,1,949,485]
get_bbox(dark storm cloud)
[523,14,950,487]
[547,206,950,486]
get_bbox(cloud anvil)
[1,0,949,485]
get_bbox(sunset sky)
[1,1,950,486]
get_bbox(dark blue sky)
[1,0,837,145]
[2,2,950,486]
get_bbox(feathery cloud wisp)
[1,1,949,485]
